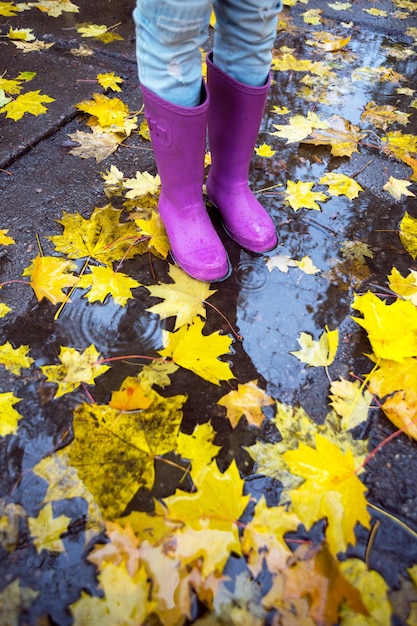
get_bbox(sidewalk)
[1,0,417,624]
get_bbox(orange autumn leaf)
[22,255,78,305]
[109,376,152,411]
[217,380,274,428]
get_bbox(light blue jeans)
[133,0,282,107]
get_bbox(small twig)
[350,159,373,178]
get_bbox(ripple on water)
[54,289,164,357]
[234,255,270,293]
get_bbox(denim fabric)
[133,0,282,107]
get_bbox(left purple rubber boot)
[206,52,278,253]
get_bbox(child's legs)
[133,0,212,107]
[212,0,282,86]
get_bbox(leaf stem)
[204,300,242,341]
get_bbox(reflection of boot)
[206,52,278,253]
[141,83,230,282]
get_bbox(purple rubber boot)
[141,83,230,282]
[206,52,278,253]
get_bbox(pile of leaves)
[1,0,417,624]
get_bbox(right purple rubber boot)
[140,83,230,282]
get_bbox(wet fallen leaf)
[381,389,417,440]
[28,503,71,553]
[361,100,409,130]
[241,496,300,576]
[307,31,351,51]
[0,304,11,318]
[0,229,15,245]
[22,255,78,304]
[283,434,370,555]
[0,342,33,375]
[329,378,373,430]
[12,39,55,52]
[70,561,155,626]
[68,389,186,517]
[32,0,79,16]
[319,172,364,199]
[176,421,222,482]
[295,255,321,274]
[0,1,21,16]
[135,212,170,258]
[145,264,217,330]
[291,325,339,366]
[302,114,367,157]
[109,376,152,411]
[388,267,417,305]
[77,265,141,306]
[40,344,110,398]
[284,180,329,211]
[0,90,55,121]
[399,211,417,258]
[68,127,123,162]
[339,558,392,625]
[271,111,329,144]
[351,291,417,360]
[217,380,274,428]
[383,176,416,200]
[123,171,161,198]
[97,72,123,92]
[0,392,22,437]
[159,316,235,385]
[0,580,38,626]
[367,356,417,398]
[50,204,141,265]
[75,92,136,134]
[88,520,141,576]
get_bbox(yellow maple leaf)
[0,392,22,437]
[307,31,351,51]
[0,2,21,16]
[363,7,388,16]
[217,380,274,428]
[302,114,367,157]
[32,0,78,16]
[159,316,235,385]
[67,128,123,162]
[383,176,415,200]
[399,211,417,258]
[319,172,364,199]
[77,265,141,306]
[0,229,15,245]
[241,496,300,576]
[294,255,320,274]
[382,131,417,181]
[290,326,339,366]
[49,204,141,265]
[0,580,38,626]
[329,378,373,430]
[302,8,322,24]
[0,90,55,121]
[367,356,417,399]
[164,460,250,574]
[361,100,409,130]
[75,92,135,133]
[381,390,417,440]
[0,342,33,375]
[97,72,123,92]
[7,27,35,41]
[283,434,370,555]
[255,143,276,157]
[271,111,329,144]
[28,503,71,552]
[351,291,417,361]
[70,561,155,626]
[339,558,392,626]
[145,264,216,330]
[0,304,11,318]
[123,171,161,198]
[284,180,328,211]
[68,390,186,517]
[40,344,110,398]
[87,520,141,576]
[109,376,152,411]
[76,23,108,38]
[22,255,78,304]
[138,359,179,391]
[176,421,222,482]
[388,267,417,304]
[135,212,170,259]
